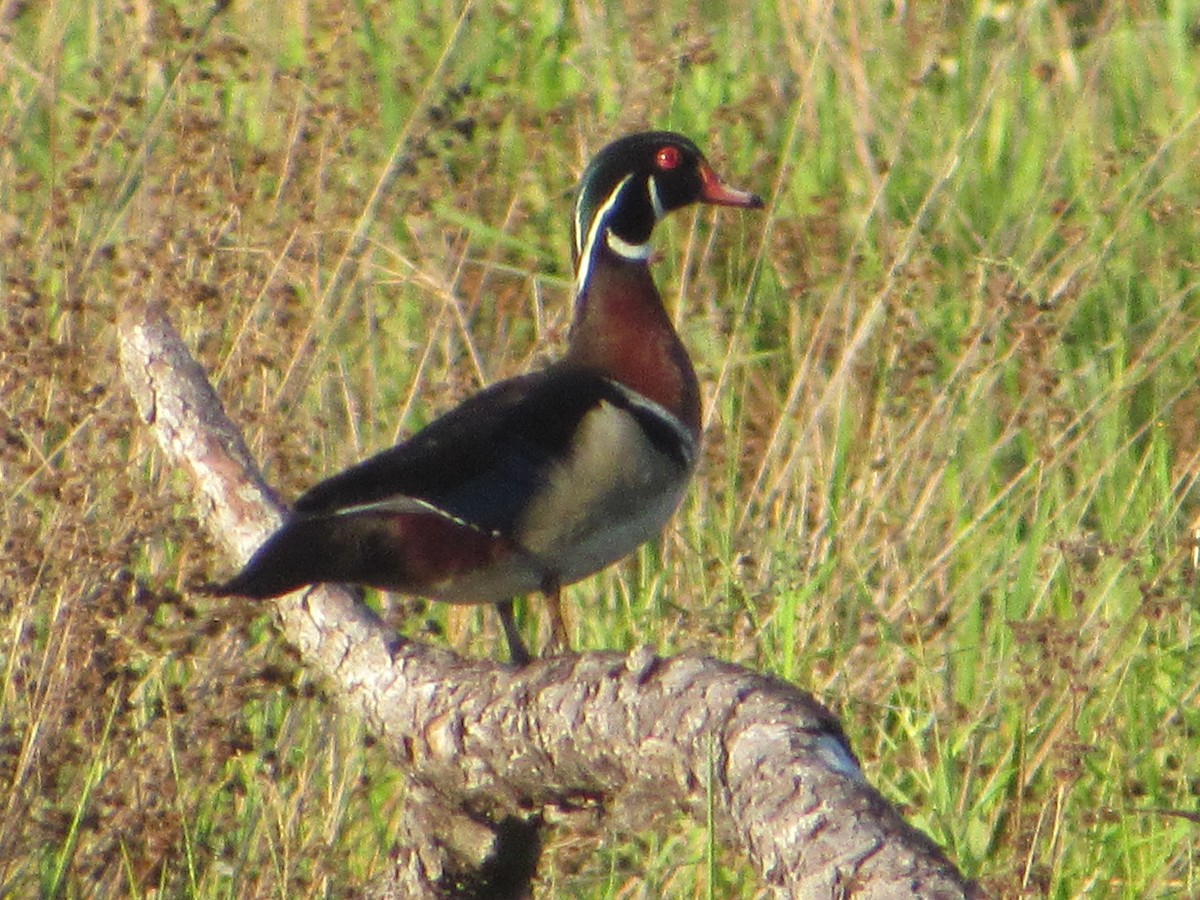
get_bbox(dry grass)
[2,0,1198,896]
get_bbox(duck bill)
[699,164,764,209]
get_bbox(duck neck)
[566,243,701,437]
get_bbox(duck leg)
[496,599,531,666]
[543,578,568,655]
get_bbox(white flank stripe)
[335,495,499,536]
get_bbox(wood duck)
[212,131,763,664]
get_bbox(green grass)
[3,0,1199,896]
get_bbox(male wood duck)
[212,131,763,664]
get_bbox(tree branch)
[117,300,980,898]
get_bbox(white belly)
[516,398,694,585]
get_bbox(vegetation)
[3,0,1197,895]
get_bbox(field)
[3,0,1199,896]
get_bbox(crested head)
[571,131,763,287]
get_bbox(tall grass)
[2,0,1197,895]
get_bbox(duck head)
[571,131,764,289]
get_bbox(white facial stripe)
[575,173,635,297]
[573,188,587,260]
[606,231,652,260]
[648,175,666,221]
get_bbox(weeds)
[2,1,1197,895]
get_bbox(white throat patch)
[606,231,652,260]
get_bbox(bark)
[117,300,981,899]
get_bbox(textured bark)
[117,300,981,899]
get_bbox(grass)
[3,0,1199,896]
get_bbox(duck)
[211,131,763,664]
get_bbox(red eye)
[655,145,683,170]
